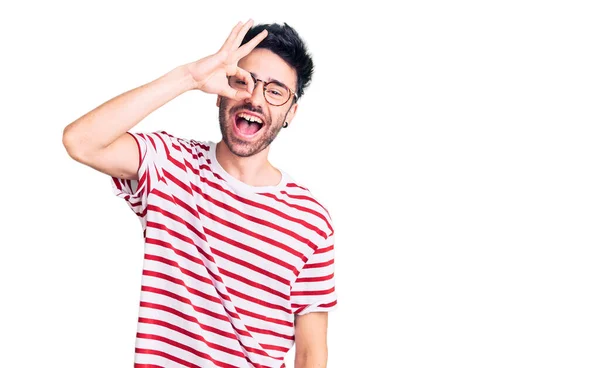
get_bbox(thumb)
[221,88,251,101]
[222,67,253,100]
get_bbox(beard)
[218,99,287,158]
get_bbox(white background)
[1,0,599,367]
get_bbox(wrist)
[168,64,198,92]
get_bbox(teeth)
[238,113,263,124]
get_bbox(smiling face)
[218,48,298,158]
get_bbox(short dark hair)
[241,23,314,100]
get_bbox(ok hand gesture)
[186,20,267,100]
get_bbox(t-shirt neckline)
[208,141,288,194]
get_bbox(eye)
[267,88,284,97]
[235,79,247,86]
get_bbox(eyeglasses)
[228,74,297,106]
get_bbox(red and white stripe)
[113,131,336,367]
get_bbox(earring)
[283,122,289,128]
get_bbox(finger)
[219,21,243,53]
[234,29,268,60]
[221,88,251,101]
[233,67,255,94]
[230,19,254,51]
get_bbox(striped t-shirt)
[111,131,337,368]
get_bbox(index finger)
[219,21,244,54]
[231,19,255,51]
[234,29,268,60]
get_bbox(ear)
[284,103,299,127]
[216,96,221,107]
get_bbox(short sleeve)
[290,234,337,315]
[111,131,173,228]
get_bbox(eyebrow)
[249,72,291,90]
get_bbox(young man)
[63,20,336,368]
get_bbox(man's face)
[218,48,298,158]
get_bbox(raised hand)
[185,20,268,100]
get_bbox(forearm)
[63,64,195,156]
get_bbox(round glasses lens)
[228,76,252,91]
[265,83,289,105]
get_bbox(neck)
[215,141,281,187]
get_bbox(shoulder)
[132,130,214,157]
[279,173,335,239]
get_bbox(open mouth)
[234,112,265,137]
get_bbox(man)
[63,20,336,368]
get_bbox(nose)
[245,80,267,107]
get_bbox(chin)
[224,137,259,157]
[221,124,265,157]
